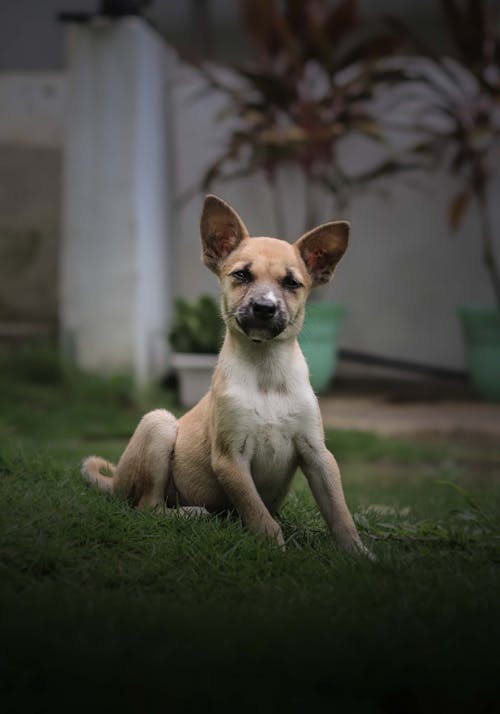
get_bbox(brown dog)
[82,195,369,554]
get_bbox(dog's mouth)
[235,309,288,342]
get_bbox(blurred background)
[0,0,499,408]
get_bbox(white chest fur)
[216,340,319,510]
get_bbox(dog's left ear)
[200,195,250,274]
[294,221,350,286]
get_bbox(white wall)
[0,73,65,147]
[0,73,64,327]
[60,19,174,383]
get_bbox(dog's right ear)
[200,195,249,274]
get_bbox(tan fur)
[81,195,371,556]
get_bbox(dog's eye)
[281,273,303,291]
[230,268,253,283]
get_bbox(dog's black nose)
[252,298,277,318]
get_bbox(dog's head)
[200,195,349,343]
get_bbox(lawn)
[0,345,499,713]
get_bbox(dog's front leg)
[296,436,369,555]
[211,451,285,547]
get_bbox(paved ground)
[319,394,500,438]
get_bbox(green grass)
[0,344,499,713]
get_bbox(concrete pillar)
[60,17,174,384]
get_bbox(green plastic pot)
[459,307,500,401]
[299,302,346,393]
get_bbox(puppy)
[82,195,368,554]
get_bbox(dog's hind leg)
[82,409,178,509]
[116,409,178,509]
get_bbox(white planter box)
[171,352,218,408]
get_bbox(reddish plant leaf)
[448,190,470,230]
[325,0,358,44]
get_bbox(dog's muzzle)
[236,297,288,340]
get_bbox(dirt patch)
[320,395,500,439]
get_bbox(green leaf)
[168,296,224,354]
[435,480,496,529]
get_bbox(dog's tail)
[81,456,116,494]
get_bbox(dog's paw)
[268,523,286,550]
[275,528,286,550]
[333,530,377,561]
[343,539,377,561]
[258,516,286,549]
[357,542,377,561]
[176,506,211,518]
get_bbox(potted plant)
[195,0,402,392]
[386,0,500,400]
[169,295,224,408]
